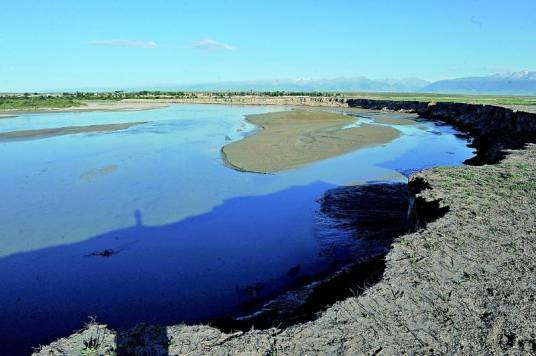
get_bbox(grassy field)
[344,92,536,106]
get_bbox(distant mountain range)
[165,77,431,93]
[53,71,536,95]
[151,71,536,95]
[420,71,536,95]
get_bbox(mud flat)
[221,110,400,173]
[0,122,146,142]
[372,114,418,125]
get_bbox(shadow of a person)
[134,209,143,227]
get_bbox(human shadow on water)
[134,209,143,227]
[1,181,416,355]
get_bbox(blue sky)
[1,0,535,91]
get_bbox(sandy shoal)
[0,122,146,142]
[0,100,169,117]
[221,110,400,173]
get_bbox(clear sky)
[1,0,535,91]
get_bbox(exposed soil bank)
[221,110,400,173]
[347,99,536,164]
[0,122,146,142]
[34,102,536,355]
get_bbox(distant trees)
[1,90,344,110]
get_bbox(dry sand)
[221,110,400,173]
[0,122,146,142]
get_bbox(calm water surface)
[0,104,473,353]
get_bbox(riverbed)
[0,104,473,353]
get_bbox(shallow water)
[0,104,473,353]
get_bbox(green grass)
[339,92,536,106]
[0,96,82,111]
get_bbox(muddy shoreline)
[34,100,536,355]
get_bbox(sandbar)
[0,122,146,142]
[0,100,169,116]
[221,110,400,173]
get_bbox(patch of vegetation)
[0,94,82,110]
[80,322,104,356]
